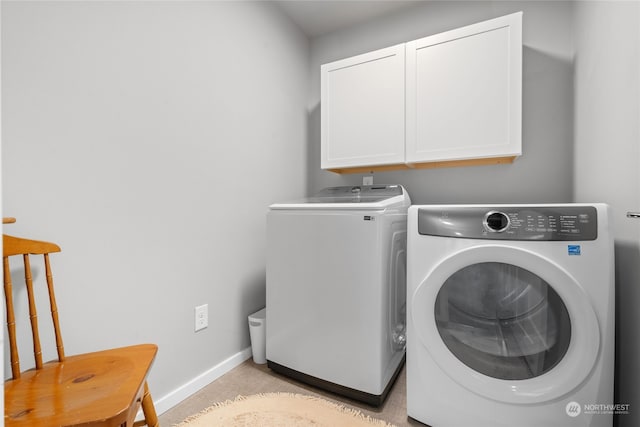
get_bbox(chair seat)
[5,344,157,427]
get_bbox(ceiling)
[274,1,421,38]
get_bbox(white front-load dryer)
[407,204,614,427]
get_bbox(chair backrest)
[3,234,65,380]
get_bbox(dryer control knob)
[484,211,510,232]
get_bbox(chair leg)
[141,381,159,427]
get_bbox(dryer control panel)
[418,205,598,241]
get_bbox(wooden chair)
[3,221,159,427]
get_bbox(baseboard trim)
[149,346,253,417]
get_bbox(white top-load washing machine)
[266,185,411,406]
[407,204,614,427]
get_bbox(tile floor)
[158,359,427,426]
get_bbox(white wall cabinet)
[406,13,522,164]
[321,44,406,170]
[321,12,522,173]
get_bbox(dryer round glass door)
[435,262,571,380]
[411,245,600,404]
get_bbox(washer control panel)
[418,206,598,241]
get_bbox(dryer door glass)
[435,262,571,380]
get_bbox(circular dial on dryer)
[484,211,510,232]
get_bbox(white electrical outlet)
[363,176,373,185]
[194,304,208,332]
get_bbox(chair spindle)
[23,253,44,369]
[3,256,21,379]
[44,253,65,361]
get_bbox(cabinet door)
[321,44,405,170]
[406,12,522,163]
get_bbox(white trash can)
[248,308,266,364]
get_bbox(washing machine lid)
[270,185,409,210]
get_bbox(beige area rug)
[176,392,397,427]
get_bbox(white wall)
[1,0,308,408]
[573,2,640,426]
[308,1,575,205]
